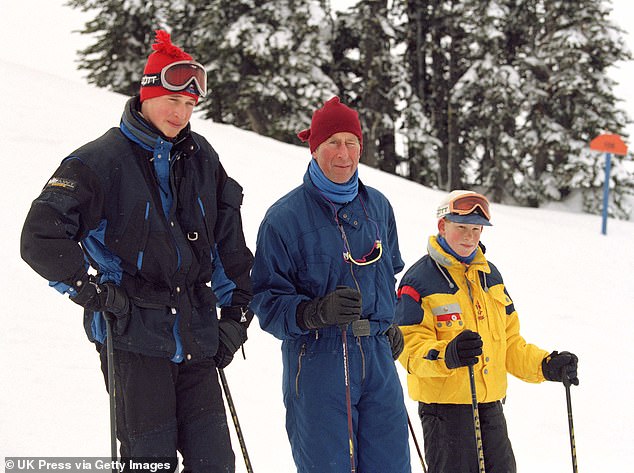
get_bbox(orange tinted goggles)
[438,193,491,221]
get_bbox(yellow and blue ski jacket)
[395,235,549,404]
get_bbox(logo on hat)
[141,74,160,86]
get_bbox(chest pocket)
[431,302,464,339]
[485,285,512,341]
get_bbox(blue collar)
[437,235,477,265]
[308,159,358,204]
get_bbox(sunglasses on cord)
[340,226,383,266]
[336,199,383,267]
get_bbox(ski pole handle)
[562,365,572,388]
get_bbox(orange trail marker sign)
[590,134,627,156]
[589,134,628,235]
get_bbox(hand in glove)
[444,329,483,369]
[297,286,362,330]
[69,274,130,334]
[214,307,251,369]
[542,351,579,386]
[220,306,254,327]
[386,324,404,360]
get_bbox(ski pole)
[219,368,254,473]
[407,412,427,473]
[340,324,356,473]
[563,372,578,473]
[468,365,486,473]
[105,316,118,466]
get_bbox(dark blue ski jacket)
[251,170,404,339]
[21,97,253,362]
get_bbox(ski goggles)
[437,192,491,221]
[141,60,207,97]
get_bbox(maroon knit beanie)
[297,96,363,152]
[140,30,200,103]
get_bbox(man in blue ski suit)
[20,31,253,470]
[250,96,411,472]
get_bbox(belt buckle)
[351,319,371,337]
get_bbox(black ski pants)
[419,401,516,473]
[99,345,235,472]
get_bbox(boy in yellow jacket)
[395,190,578,473]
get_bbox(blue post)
[601,152,612,235]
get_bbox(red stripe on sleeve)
[398,285,421,302]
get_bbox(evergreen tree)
[187,0,337,143]
[399,0,477,190]
[514,0,631,208]
[452,0,526,202]
[66,0,634,218]
[349,0,401,172]
[397,0,632,214]
[397,1,443,187]
[67,0,168,96]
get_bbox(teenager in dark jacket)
[250,97,411,472]
[20,30,253,470]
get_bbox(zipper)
[295,343,307,398]
[136,201,151,270]
[464,268,474,302]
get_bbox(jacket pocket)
[486,287,511,341]
[220,177,244,209]
[115,305,176,356]
[431,302,464,339]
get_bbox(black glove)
[214,317,248,370]
[386,325,404,360]
[70,274,130,334]
[297,286,362,330]
[444,329,483,369]
[542,351,579,386]
[220,306,254,327]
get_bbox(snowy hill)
[2,58,634,472]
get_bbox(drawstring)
[435,259,489,295]
[435,260,455,289]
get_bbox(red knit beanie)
[140,30,200,103]
[297,96,363,153]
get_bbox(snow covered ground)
[2,57,634,472]
[2,2,634,471]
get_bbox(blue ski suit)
[251,169,411,473]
